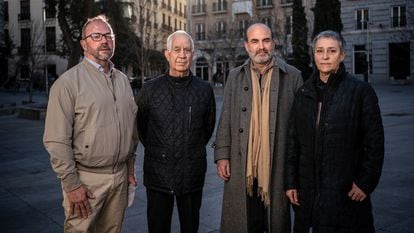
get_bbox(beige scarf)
[246,65,273,207]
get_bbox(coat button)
[244,86,249,91]
[242,107,247,112]
[239,128,244,133]
[161,153,166,158]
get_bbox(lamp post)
[361,19,370,82]
[365,19,370,83]
[43,3,49,96]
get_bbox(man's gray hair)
[166,30,194,52]
[311,30,346,52]
[81,15,113,39]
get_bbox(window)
[19,0,30,20]
[20,28,31,52]
[45,0,56,19]
[354,45,371,75]
[285,16,292,35]
[262,17,272,29]
[239,19,249,38]
[146,9,151,26]
[46,27,56,52]
[196,23,205,41]
[3,1,8,22]
[257,0,272,7]
[213,0,227,11]
[216,21,226,38]
[174,18,177,31]
[193,0,205,14]
[168,16,171,29]
[356,8,369,30]
[392,5,406,28]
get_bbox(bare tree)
[130,0,166,84]
[18,21,47,103]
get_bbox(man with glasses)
[43,15,138,233]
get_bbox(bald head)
[245,23,273,42]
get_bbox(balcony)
[281,0,293,7]
[161,24,172,32]
[192,4,206,15]
[232,1,252,16]
[18,46,31,56]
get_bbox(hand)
[286,189,300,206]
[348,182,367,202]
[128,174,137,187]
[67,185,95,218]
[217,159,231,181]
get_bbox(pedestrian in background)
[136,30,216,233]
[214,23,303,233]
[284,30,384,233]
[43,15,138,233]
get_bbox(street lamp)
[42,3,49,96]
[361,18,371,83]
[365,19,370,83]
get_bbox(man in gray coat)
[214,23,303,233]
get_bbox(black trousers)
[146,188,203,233]
[247,180,268,233]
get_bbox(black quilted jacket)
[284,63,384,233]
[137,73,216,195]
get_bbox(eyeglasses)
[83,33,115,41]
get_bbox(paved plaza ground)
[0,81,413,233]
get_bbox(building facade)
[187,0,314,84]
[341,0,413,84]
[4,0,67,90]
[122,0,188,78]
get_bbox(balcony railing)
[256,0,273,8]
[18,13,31,21]
[192,4,206,14]
[161,24,172,32]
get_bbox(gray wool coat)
[214,57,303,233]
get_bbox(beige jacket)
[43,59,138,192]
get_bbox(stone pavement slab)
[1,83,414,233]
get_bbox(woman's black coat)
[284,64,384,233]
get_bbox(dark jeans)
[247,180,268,233]
[146,188,203,233]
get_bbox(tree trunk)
[57,0,93,70]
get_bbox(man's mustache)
[99,45,111,50]
[256,49,269,55]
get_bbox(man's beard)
[250,50,272,64]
